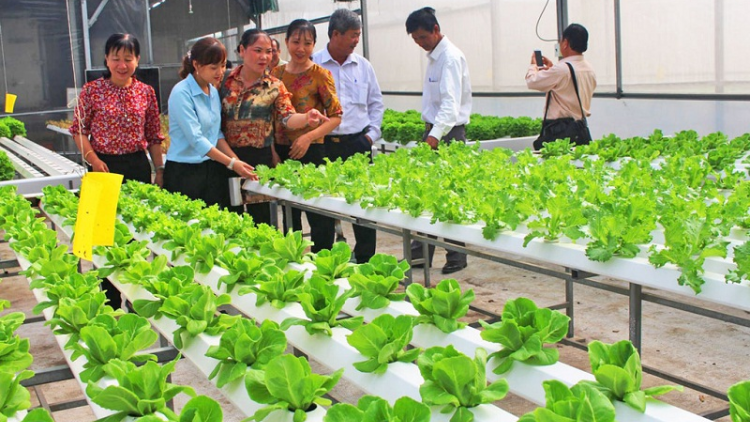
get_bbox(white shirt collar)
[428,35,450,61]
[321,45,359,66]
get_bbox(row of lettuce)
[17,181,746,422]
[540,129,750,165]
[381,110,542,144]
[257,138,750,294]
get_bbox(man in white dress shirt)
[313,8,385,264]
[406,6,471,274]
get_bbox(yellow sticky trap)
[4,93,16,113]
[73,172,123,260]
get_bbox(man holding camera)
[526,23,597,149]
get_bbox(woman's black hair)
[239,28,271,50]
[178,37,227,80]
[102,33,140,79]
[285,19,317,44]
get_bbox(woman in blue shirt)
[164,37,256,207]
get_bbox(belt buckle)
[331,136,341,143]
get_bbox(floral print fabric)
[69,78,163,154]
[271,63,343,146]
[220,66,297,149]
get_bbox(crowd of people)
[70,7,596,276]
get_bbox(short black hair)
[271,38,281,51]
[405,7,439,34]
[328,8,361,39]
[103,33,140,78]
[563,23,588,53]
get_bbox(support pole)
[629,283,643,352]
[360,0,370,59]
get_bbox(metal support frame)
[629,283,643,351]
[360,0,369,59]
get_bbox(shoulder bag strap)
[565,62,587,125]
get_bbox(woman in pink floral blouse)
[70,33,165,185]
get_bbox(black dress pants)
[275,143,335,253]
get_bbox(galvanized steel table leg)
[629,283,643,352]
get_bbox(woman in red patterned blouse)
[70,33,165,186]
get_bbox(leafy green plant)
[0,117,26,138]
[726,241,750,285]
[581,340,682,412]
[417,345,509,422]
[324,395,430,422]
[205,319,287,388]
[217,250,286,293]
[158,285,239,349]
[648,214,728,294]
[0,151,14,182]
[244,354,343,422]
[94,238,151,278]
[161,224,203,261]
[406,278,474,333]
[728,380,750,422]
[0,122,10,139]
[347,254,408,310]
[46,293,124,348]
[312,242,356,280]
[346,314,420,374]
[19,242,78,281]
[186,233,238,274]
[479,297,570,374]
[131,265,199,318]
[281,275,363,336]
[71,314,159,382]
[0,312,32,373]
[0,370,34,420]
[30,272,101,315]
[86,357,195,421]
[517,380,616,422]
[259,230,313,264]
[240,267,306,309]
[19,408,55,422]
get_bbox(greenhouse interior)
[0,0,748,421]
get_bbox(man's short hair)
[271,38,281,51]
[328,9,361,39]
[563,23,588,53]
[405,7,439,34]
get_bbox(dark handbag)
[533,62,592,150]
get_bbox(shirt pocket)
[427,75,441,98]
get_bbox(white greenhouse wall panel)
[383,94,750,139]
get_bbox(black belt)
[325,129,366,143]
[425,123,466,131]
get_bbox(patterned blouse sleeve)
[317,67,343,118]
[273,81,297,125]
[143,85,164,146]
[69,83,94,136]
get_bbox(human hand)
[305,109,330,128]
[425,136,439,149]
[153,170,164,187]
[364,135,373,145]
[271,148,281,167]
[290,135,312,160]
[234,160,257,180]
[90,157,109,173]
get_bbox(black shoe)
[441,262,467,275]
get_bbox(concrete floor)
[3,214,748,421]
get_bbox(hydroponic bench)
[41,191,718,422]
